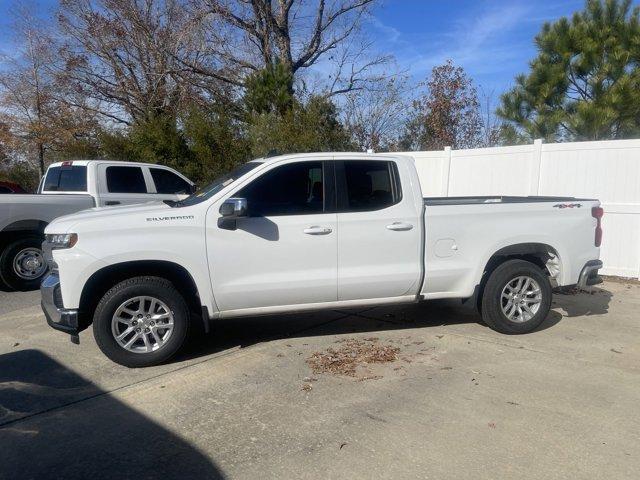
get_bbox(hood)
[45,201,172,233]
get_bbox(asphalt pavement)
[1,280,638,479]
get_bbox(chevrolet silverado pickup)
[41,153,603,367]
[0,160,194,290]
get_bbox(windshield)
[177,162,262,207]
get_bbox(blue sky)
[367,0,635,95]
[1,0,638,99]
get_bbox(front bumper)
[41,272,80,335]
[577,260,603,288]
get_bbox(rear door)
[97,165,153,206]
[336,159,422,301]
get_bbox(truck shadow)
[0,349,225,480]
[552,287,612,317]
[178,294,575,363]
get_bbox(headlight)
[46,233,78,249]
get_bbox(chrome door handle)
[304,226,332,235]
[386,222,413,231]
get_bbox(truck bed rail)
[424,196,597,206]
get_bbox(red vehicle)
[0,181,27,194]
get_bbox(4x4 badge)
[553,203,582,209]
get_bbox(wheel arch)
[484,242,561,277]
[0,220,48,246]
[78,260,204,331]
[474,242,561,310]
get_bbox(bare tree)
[58,0,204,125]
[0,6,94,175]
[343,75,408,151]
[189,0,387,95]
[401,60,483,151]
[478,86,502,147]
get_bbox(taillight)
[592,206,603,247]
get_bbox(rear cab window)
[338,160,402,212]
[106,166,147,193]
[42,165,88,192]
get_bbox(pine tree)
[499,0,640,141]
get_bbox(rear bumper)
[577,260,603,288]
[41,273,80,335]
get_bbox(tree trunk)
[38,143,45,177]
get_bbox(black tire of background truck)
[481,259,552,334]
[93,276,190,368]
[0,236,47,291]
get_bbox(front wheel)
[0,236,48,291]
[93,276,190,367]
[481,259,552,334]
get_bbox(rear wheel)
[93,276,190,367]
[481,259,552,334]
[0,236,48,291]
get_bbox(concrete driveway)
[0,280,638,479]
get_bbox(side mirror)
[190,183,197,194]
[219,197,248,218]
[218,198,247,231]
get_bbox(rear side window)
[150,168,191,194]
[236,162,324,216]
[0,186,11,193]
[42,166,87,192]
[341,161,401,212]
[106,166,147,193]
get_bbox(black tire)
[481,259,552,334]
[93,276,190,368]
[0,236,48,291]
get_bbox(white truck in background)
[41,153,603,367]
[0,160,194,290]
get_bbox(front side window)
[150,168,191,195]
[342,161,400,212]
[0,186,11,193]
[42,166,88,192]
[106,166,147,193]
[236,162,324,216]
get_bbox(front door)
[336,159,422,301]
[206,160,337,313]
[148,167,193,203]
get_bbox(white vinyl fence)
[403,138,640,279]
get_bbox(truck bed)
[0,194,95,231]
[420,196,601,300]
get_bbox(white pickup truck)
[0,160,194,290]
[41,153,603,367]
